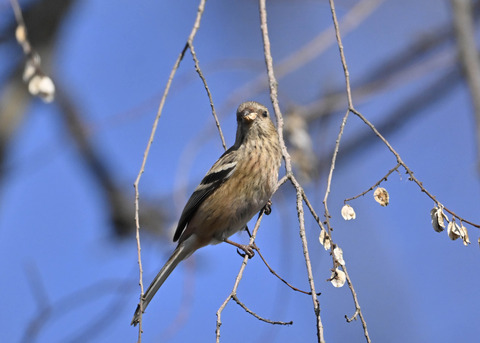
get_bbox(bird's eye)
[262,110,268,118]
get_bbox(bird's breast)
[193,137,280,244]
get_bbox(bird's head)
[235,101,276,144]
[237,101,269,123]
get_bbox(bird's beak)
[243,111,257,123]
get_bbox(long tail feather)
[131,239,196,326]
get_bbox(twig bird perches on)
[131,101,282,326]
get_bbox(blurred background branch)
[451,0,480,168]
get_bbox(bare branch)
[216,211,291,342]
[254,244,320,296]
[132,0,208,338]
[326,0,480,340]
[259,0,324,341]
[344,163,401,203]
[232,295,293,326]
[325,1,372,342]
[350,107,480,229]
[188,42,227,150]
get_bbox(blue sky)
[1,0,480,342]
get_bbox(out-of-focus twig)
[9,0,55,102]
[22,269,136,343]
[0,0,75,191]
[56,86,169,237]
[221,0,385,114]
[450,0,480,168]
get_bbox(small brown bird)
[131,101,282,326]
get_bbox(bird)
[131,101,282,326]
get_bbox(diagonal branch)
[231,295,293,325]
[344,163,401,203]
[350,107,480,229]
[215,211,292,342]
[132,0,207,339]
[254,244,320,296]
[188,42,227,150]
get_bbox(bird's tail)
[131,238,196,326]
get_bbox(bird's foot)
[224,238,255,259]
[236,244,255,259]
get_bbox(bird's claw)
[236,244,255,259]
[263,200,272,215]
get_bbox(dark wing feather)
[173,146,238,242]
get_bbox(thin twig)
[216,211,291,342]
[277,175,289,188]
[259,0,324,341]
[253,244,320,296]
[220,0,384,115]
[350,107,480,229]
[329,1,354,108]
[23,275,135,343]
[301,190,326,231]
[341,264,370,339]
[316,68,458,177]
[232,295,293,325]
[132,0,207,339]
[188,42,227,150]
[322,109,349,216]
[345,309,360,322]
[301,190,330,250]
[326,1,372,342]
[326,1,480,340]
[344,163,401,203]
[323,0,354,244]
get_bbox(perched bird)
[131,101,282,326]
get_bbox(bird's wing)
[173,146,238,242]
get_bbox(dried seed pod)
[447,219,461,240]
[430,207,446,233]
[330,268,346,288]
[319,230,331,250]
[341,204,356,221]
[374,187,389,206]
[333,246,345,266]
[459,225,471,246]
